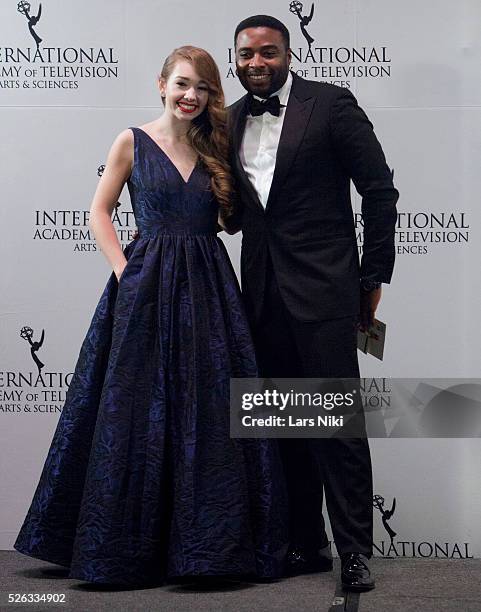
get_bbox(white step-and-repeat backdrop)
[1,0,480,558]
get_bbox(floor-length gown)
[14,127,288,586]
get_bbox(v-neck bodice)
[127,127,218,237]
[136,129,199,184]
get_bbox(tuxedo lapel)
[230,96,264,213]
[265,74,315,211]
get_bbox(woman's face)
[159,60,209,122]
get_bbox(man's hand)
[359,287,382,332]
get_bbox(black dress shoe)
[285,544,333,577]
[341,553,375,591]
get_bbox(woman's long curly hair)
[160,46,233,219]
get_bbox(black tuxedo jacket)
[227,73,399,323]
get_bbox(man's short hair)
[234,15,290,49]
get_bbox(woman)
[14,46,288,586]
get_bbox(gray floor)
[1,552,481,612]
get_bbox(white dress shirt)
[240,72,293,209]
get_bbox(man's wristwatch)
[360,279,382,292]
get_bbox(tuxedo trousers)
[249,255,373,557]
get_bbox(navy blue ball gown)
[14,127,288,586]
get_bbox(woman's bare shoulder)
[107,129,134,164]
[113,128,134,147]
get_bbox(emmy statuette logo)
[289,1,315,49]
[20,325,45,374]
[17,1,43,49]
[373,494,396,544]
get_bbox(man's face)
[235,27,291,98]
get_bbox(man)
[227,15,399,591]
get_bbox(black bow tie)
[248,95,282,117]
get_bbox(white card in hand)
[357,319,386,361]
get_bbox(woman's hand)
[114,261,127,282]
